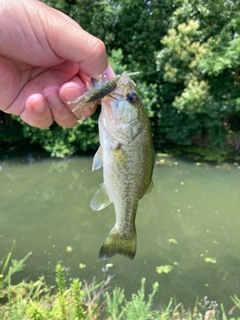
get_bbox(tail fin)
[98,228,136,260]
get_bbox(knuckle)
[30,118,53,129]
[91,39,106,59]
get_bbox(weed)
[1,248,240,319]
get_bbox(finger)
[44,86,78,128]
[101,64,116,80]
[54,29,107,79]
[59,77,86,103]
[6,60,80,117]
[78,64,115,83]
[59,77,86,117]
[21,94,53,128]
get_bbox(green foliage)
[71,278,85,320]
[26,301,48,320]
[105,287,125,319]
[55,263,67,319]
[0,241,15,292]
[108,49,127,75]
[155,0,240,150]
[104,278,159,320]
[0,240,32,299]
[0,253,108,320]
[2,0,240,156]
[122,278,159,320]
[0,121,24,144]
[1,251,240,320]
[183,146,227,162]
[17,115,99,157]
[231,294,240,310]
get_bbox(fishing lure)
[67,72,139,123]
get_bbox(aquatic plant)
[0,240,32,300]
[1,247,240,319]
[105,278,159,320]
[71,278,85,320]
[55,263,67,319]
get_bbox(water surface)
[1,151,240,311]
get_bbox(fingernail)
[61,84,83,102]
[102,64,115,80]
[32,98,45,113]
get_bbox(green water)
[1,151,240,311]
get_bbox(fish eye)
[126,92,138,104]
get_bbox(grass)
[1,244,240,319]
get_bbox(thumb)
[40,3,109,78]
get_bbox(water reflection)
[0,152,240,311]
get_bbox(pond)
[0,149,240,312]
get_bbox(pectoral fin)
[145,180,154,194]
[92,146,103,171]
[90,183,112,211]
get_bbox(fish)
[90,72,155,260]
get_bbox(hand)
[0,0,114,128]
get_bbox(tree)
[155,0,240,149]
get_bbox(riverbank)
[1,141,240,164]
[1,250,240,320]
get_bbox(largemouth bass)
[90,72,155,260]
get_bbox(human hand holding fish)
[0,0,114,128]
